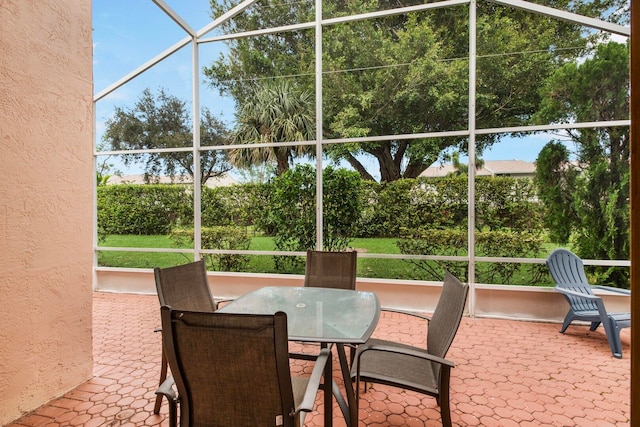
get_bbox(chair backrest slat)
[304,250,357,290]
[161,307,295,427]
[427,271,469,360]
[547,248,590,285]
[154,260,217,312]
[546,249,598,312]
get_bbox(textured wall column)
[0,0,94,424]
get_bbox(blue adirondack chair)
[546,248,630,358]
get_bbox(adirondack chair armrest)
[555,286,610,319]
[554,286,601,301]
[593,285,631,295]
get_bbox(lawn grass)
[98,235,193,268]
[98,235,407,277]
[98,234,555,283]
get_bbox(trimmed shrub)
[260,164,362,271]
[201,185,261,227]
[97,184,190,236]
[397,228,547,284]
[170,226,251,271]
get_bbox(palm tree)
[231,80,316,175]
[449,151,485,175]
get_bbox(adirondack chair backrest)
[546,248,598,312]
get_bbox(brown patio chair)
[304,249,357,290]
[155,259,218,312]
[155,306,330,427]
[350,270,469,427]
[295,250,358,362]
[546,248,631,358]
[153,260,220,414]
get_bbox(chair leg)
[168,397,177,427]
[604,317,623,359]
[439,367,452,427]
[559,312,574,333]
[440,398,452,427]
[154,348,168,414]
[589,321,601,331]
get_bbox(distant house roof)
[420,159,536,178]
[106,174,237,187]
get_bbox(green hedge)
[396,228,548,284]
[201,183,266,227]
[170,227,251,272]
[255,164,362,271]
[97,184,190,236]
[358,176,541,236]
[97,173,543,240]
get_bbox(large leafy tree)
[534,41,630,284]
[231,80,316,175]
[533,141,578,244]
[103,88,231,185]
[205,1,315,102]
[320,12,468,181]
[205,0,624,181]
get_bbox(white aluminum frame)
[93,0,631,307]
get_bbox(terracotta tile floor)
[6,291,630,426]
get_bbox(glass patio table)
[218,286,381,426]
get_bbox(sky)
[92,1,584,177]
[93,1,234,136]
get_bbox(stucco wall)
[95,269,631,323]
[0,1,94,424]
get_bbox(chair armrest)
[554,287,601,301]
[297,347,332,413]
[290,342,334,361]
[214,298,236,310]
[156,376,177,427]
[357,342,455,369]
[155,375,176,401]
[380,307,432,322]
[593,285,631,295]
[555,287,611,319]
[289,351,321,361]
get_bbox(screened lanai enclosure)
[93,0,631,308]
